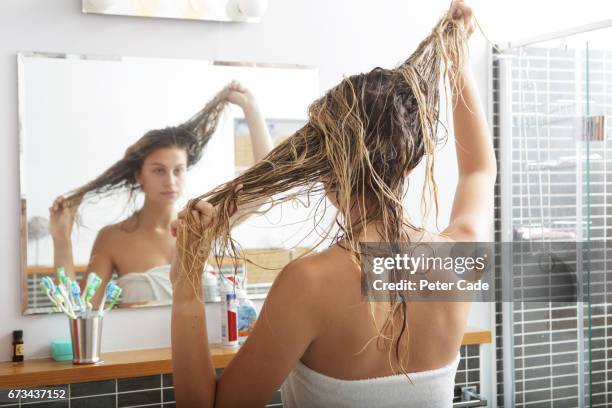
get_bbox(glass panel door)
[494,24,612,407]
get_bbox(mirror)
[19,52,319,315]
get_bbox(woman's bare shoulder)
[97,215,138,238]
[280,245,361,296]
[93,216,138,250]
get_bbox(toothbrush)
[56,267,68,287]
[105,285,122,311]
[82,273,101,309]
[70,281,85,316]
[40,277,62,312]
[52,286,76,318]
[64,276,75,308]
[39,280,61,311]
[57,284,76,317]
[83,286,97,311]
[97,282,117,315]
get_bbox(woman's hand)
[170,185,242,287]
[170,200,217,239]
[170,184,243,239]
[449,0,475,37]
[49,196,76,241]
[224,80,259,112]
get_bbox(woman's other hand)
[224,80,258,111]
[49,196,75,241]
[449,0,475,37]
[171,184,243,238]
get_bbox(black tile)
[553,397,579,408]
[0,389,20,405]
[163,388,174,403]
[71,394,116,408]
[118,390,161,407]
[70,379,116,397]
[162,374,173,387]
[118,375,161,392]
[454,371,466,385]
[552,363,578,377]
[21,402,69,408]
[522,400,551,408]
[163,403,176,408]
[552,375,579,388]
[524,378,549,391]
[467,370,480,384]
[467,356,479,370]
[552,352,578,365]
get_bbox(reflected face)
[136,147,188,204]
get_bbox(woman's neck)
[136,199,177,231]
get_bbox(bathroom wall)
[0,0,492,370]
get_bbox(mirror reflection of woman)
[49,81,273,308]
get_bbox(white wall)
[0,0,494,378]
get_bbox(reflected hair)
[177,13,469,379]
[61,89,230,210]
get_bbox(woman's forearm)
[243,103,273,163]
[53,237,77,280]
[452,66,497,177]
[171,270,216,408]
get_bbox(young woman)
[49,81,273,307]
[171,1,495,407]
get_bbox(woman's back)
[299,233,469,378]
[278,228,469,407]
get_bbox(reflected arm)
[53,236,77,281]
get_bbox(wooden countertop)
[1,328,491,388]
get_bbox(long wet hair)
[177,13,469,378]
[61,89,230,210]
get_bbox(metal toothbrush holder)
[68,315,103,364]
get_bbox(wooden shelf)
[462,327,492,346]
[0,329,491,388]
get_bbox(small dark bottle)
[12,330,24,362]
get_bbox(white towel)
[116,265,174,303]
[280,353,460,408]
[116,264,216,303]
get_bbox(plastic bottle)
[203,270,219,301]
[236,289,257,344]
[219,277,239,347]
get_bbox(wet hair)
[62,89,229,209]
[177,13,469,379]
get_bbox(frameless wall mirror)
[18,52,319,315]
[82,0,268,23]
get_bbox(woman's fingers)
[449,0,474,35]
[177,199,217,234]
[170,219,179,238]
